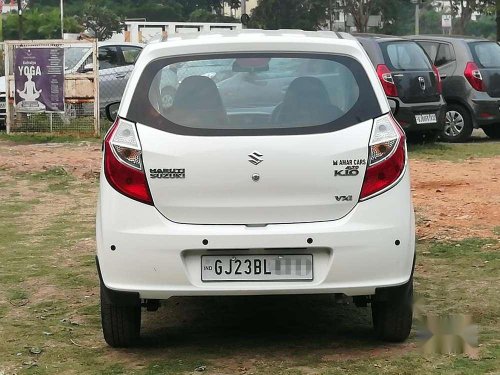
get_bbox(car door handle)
[115,73,127,79]
[440,74,447,79]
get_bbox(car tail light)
[376,64,398,97]
[104,118,153,205]
[464,62,485,92]
[360,114,406,200]
[432,65,442,94]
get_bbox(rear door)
[127,54,383,225]
[380,41,440,103]
[469,41,500,97]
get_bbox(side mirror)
[81,63,94,73]
[105,101,120,122]
[387,98,398,116]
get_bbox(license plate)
[415,113,437,124]
[201,254,313,281]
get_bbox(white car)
[97,30,415,347]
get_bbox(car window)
[98,46,121,70]
[435,43,455,67]
[469,42,500,68]
[65,47,91,71]
[381,41,432,71]
[127,53,382,136]
[121,46,142,65]
[417,41,439,62]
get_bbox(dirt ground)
[0,139,498,241]
[0,138,499,374]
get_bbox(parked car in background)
[409,35,500,141]
[98,30,415,347]
[0,41,143,126]
[355,34,446,142]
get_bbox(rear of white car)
[96,31,415,347]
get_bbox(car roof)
[154,29,355,44]
[352,33,407,42]
[66,41,144,48]
[406,34,491,43]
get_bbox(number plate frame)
[201,254,313,282]
[415,113,437,124]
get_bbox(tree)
[79,0,123,41]
[450,0,494,34]
[250,0,329,30]
[377,0,414,35]
[339,0,376,32]
[3,8,82,40]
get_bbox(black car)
[408,35,500,141]
[355,34,446,142]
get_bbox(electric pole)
[17,0,23,39]
[61,0,64,39]
[496,0,500,41]
[411,0,420,35]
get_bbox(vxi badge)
[150,168,185,179]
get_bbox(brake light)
[376,64,398,97]
[360,114,406,200]
[104,118,153,205]
[464,62,485,92]
[432,65,442,94]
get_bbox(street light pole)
[411,0,420,35]
[60,0,64,39]
[17,0,23,39]
[415,2,420,35]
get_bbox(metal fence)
[3,39,102,135]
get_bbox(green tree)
[450,0,494,34]
[377,0,414,35]
[250,0,329,30]
[79,0,123,41]
[3,8,81,40]
[339,0,376,32]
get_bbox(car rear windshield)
[380,41,432,71]
[469,42,500,68]
[126,53,382,136]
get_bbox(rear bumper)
[96,168,415,300]
[393,97,446,133]
[471,98,500,127]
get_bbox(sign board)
[14,47,65,112]
[442,15,452,28]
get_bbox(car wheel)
[442,104,473,143]
[100,281,141,348]
[481,124,500,139]
[160,86,176,112]
[371,276,413,342]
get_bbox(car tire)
[442,104,473,143]
[100,282,141,348]
[371,276,413,342]
[481,124,500,139]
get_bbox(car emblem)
[248,151,264,165]
[418,76,426,91]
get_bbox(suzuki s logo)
[248,151,264,165]
[418,76,426,91]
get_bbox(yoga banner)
[14,47,64,112]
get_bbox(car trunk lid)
[138,121,371,225]
[469,41,500,98]
[380,41,440,103]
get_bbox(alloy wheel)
[444,110,465,137]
